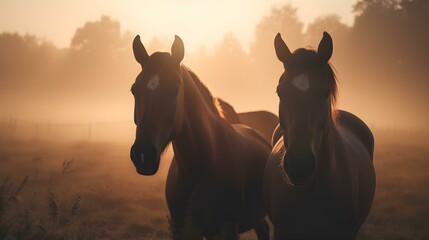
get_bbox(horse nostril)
[130,143,160,175]
[283,154,316,185]
[130,144,140,161]
[142,145,157,162]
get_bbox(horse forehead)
[147,74,160,91]
[134,73,160,92]
[148,52,171,68]
[292,73,310,92]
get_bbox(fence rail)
[0,118,135,143]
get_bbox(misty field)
[0,130,428,239]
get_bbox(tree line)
[0,0,428,129]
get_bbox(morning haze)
[0,1,428,239]
[1,1,428,132]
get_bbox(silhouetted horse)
[130,35,271,239]
[217,98,278,144]
[264,32,376,239]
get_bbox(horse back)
[231,123,271,169]
[237,111,279,144]
[337,110,374,159]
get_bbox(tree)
[70,15,131,54]
[59,15,136,104]
[350,0,405,73]
[305,15,350,50]
[210,33,249,98]
[353,0,401,15]
[400,0,429,73]
[214,33,247,61]
[250,5,304,63]
[341,0,429,128]
[0,32,58,85]
[187,33,250,104]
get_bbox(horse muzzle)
[130,143,160,175]
[283,153,316,186]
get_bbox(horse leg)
[254,219,270,240]
[273,225,286,240]
[181,214,204,240]
[207,221,239,240]
[166,159,201,239]
[168,213,185,240]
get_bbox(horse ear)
[317,32,333,62]
[171,35,185,65]
[274,33,292,65]
[133,35,149,66]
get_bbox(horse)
[130,35,271,240]
[217,98,279,144]
[263,32,376,239]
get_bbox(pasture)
[0,129,428,239]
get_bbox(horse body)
[264,32,375,239]
[237,111,279,144]
[130,35,270,239]
[265,120,375,239]
[218,98,279,144]
[165,66,270,238]
[167,123,270,236]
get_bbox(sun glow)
[0,0,355,51]
[1,0,425,130]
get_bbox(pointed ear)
[317,32,333,62]
[171,35,185,65]
[133,35,149,66]
[274,33,292,65]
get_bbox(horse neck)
[317,110,349,183]
[171,66,231,178]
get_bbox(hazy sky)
[0,0,356,50]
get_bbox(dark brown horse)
[130,35,271,239]
[217,98,278,144]
[264,32,376,239]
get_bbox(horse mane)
[181,65,225,118]
[326,62,339,124]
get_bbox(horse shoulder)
[165,157,197,230]
[232,123,271,150]
[229,123,271,178]
[337,126,376,229]
[200,122,268,182]
[263,137,288,224]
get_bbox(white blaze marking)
[292,73,310,92]
[147,75,160,91]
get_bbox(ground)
[0,129,428,239]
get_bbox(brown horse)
[217,98,279,144]
[263,32,376,239]
[130,35,271,239]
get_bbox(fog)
[1,1,428,142]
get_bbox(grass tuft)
[0,159,94,240]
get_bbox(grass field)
[0,129,428,239]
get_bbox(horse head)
[130,35,186,175]
[274,32,338,186]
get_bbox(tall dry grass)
[0,129,428,239]
[0,158,94,240]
